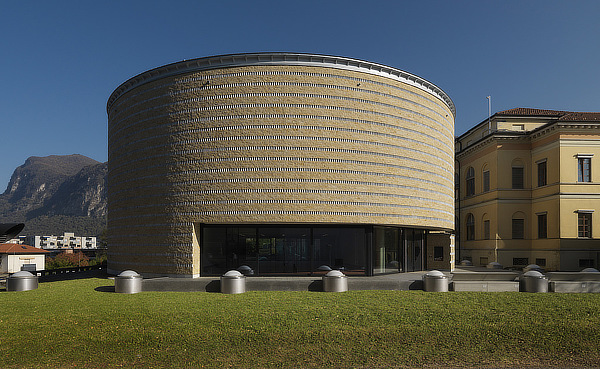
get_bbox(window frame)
[483,169,490,192]
[578,211,593,238]
[512,218,525,239]
[537,160,547,187]
[512,165,524,189]
[537,213,547,239]
[466,167,475,197]
[483,219,490,240]
[578,156,592,182]
[466,213,475,241]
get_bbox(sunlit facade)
[107,53,455,277]
[456,108,600,270]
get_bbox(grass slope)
[1,278,600,368]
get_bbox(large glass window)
[202,225,370,276]
[313,227,366,275]
[404,229,424,272]
[373,227,400,274]
[257,227,310,275]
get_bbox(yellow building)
[456,108,600,271]
[107,53,456,277]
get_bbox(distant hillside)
[0,155,107,236]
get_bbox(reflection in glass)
[373,227,401,274]
[313,228,366,276]
[257,228,310,275]
[201,225,423,276]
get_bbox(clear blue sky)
[1,1,599,191]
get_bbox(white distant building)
[0,243,50,273]
[27,233,97,250]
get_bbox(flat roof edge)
[107,52,455,117]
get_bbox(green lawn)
[2,277,600,368]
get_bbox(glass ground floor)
[201,224,427,276]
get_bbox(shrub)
[46,251,89,269]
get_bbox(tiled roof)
[0,243,50,254]
[496,108,600,121]
[559,112,600,121]
[496,108,567,116]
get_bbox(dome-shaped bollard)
[459,260,473,267]
[221,270,246,294]
[323,270,348,292]
[520,270,548,293]
[7,271,38,292]
[114,270,143,294]
[487,262,503,269]
[423,270,449,292]
[237,265,254,276]
[523,264,543,273]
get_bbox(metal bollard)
[520,270,548,292]
[221,270,246,294]
[487,262,503,269]
[7,271,38,292]
[423,270,449,292]
[322,270,348,292]
[114,270,142,294]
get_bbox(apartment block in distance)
[456,108,600,271]
[27,233,97,250]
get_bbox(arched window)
[482,213,490,240]
[512,211,525,239]
[466,213,475,241]
[512,159,524,189]
[466,167,475,196]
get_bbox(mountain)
[0,155,107,236]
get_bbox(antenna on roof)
[486,96,492,134]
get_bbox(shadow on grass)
[40,269,111,283]
[95,285,115,293]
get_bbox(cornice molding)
[456,134,529,159]
[107,52,455,117]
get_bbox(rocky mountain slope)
[0,155,107,236]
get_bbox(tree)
[46,251,89,269]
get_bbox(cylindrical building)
[107,53,455,277]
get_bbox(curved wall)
[107,53,455,276]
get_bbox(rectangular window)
[483,170,490,192]
[433,246,444,261]
[537,161,547,187]
[578,213,592,238]
[483,220,490,240]
[535,258,546,267]
[512,218,524,239]
[513,257,529,266]
[578,157,591,182]
[537,213,547,239]
[512,167,524,189]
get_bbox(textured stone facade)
[107,53,455,277]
